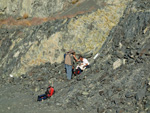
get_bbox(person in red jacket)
[37,86,55,101]
[46,86,55,97]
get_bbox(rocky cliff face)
[0,0,131,77]
[0,0,71,17]
[0,0,150,113]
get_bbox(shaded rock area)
[0,0,150,113]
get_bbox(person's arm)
[73,54,79,62]
[83,63,88,68]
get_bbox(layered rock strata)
[0,0,131,77]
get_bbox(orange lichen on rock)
[42,18,49,22]
[0,5,95,28]
[0,19,7,26]
[24,21,32,26]
[23,13,29,19]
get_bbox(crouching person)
[74,55,90,75]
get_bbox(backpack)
[45,86,55,97]
[64,53,73,65]
[74,67,83,75]
[64,53,66,59]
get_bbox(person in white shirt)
[79,55,90,69]
[74,55,90,75]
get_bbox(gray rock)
[116,51,125,58]
[125,92,135,98]
[135,87,146,101]
[7,77,14,83]
[99,90,104,96]
[116,108,125,113]
[97,107,105,113]
[108,90,113,97]
[82,91,89,96]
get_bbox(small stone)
[119,42,123,48]
[97,107,105,113]
[147,96,150,100]
[125,92,135,98]
[35,86,40,92]
[9,74,13,77]
[113,59,122,69]
[36,77,44,81]
[108,90,113,97]
[8,77,14,83]
[122,59,126,65]
[127,102,131,105]
[82,91,89,96]
[116,109,125,113]
[116,51,124,58]
[99,90,104,96]
[135,88,146,101]
[13,51,20,58]
[89,84,94,89]
[56,103,61,106]
[143,27,148,34]
[147,88,150,92]
[148,81,150,85]
[131,50,137,56]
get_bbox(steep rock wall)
[0,0,71,17]
[0,0,131,77]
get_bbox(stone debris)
[0,0,150,113]
[113,59,122,70]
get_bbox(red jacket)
[47,87,54,97]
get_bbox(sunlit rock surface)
[0,0,131,76]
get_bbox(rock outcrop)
[0,0,71,17]
[0,0,130,77]
[0,0,150,113]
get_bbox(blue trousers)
[65,64,72,80]
[37,94,47,101]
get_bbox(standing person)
[72,51,79,62]
[64,50,78,80]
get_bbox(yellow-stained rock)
[64,2,129,55]
[10,0,131,76]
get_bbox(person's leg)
[66,65,72,80]
[78,67,83,74]
[37,94,46,101]
[86,65,90,68]
[65,64,69,78]
[65,64,67,73]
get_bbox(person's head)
[79,55,83,61]
[69,50,75,55]
[72,51,75,55]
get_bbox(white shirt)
[76,58,90,70]
[83,58,89,66]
